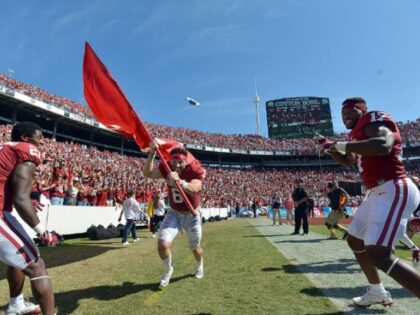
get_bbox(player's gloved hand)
[314,133,334,155]
[32,199,44,212]
[408,217,420,233]
[320,140,338,156]
[313,133,328,145]
[39,231,60,246]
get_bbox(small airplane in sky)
[185,97,200,106]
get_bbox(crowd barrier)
[11,205,229,238]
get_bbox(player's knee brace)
[386,258,399,275]
[352,249,366,254]
[30,275,50,281]
[333,224,339,229]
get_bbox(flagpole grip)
[155,148,198,216]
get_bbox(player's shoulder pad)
[190,160,206,178]
[13,142,42,165]
[357,111,393,129]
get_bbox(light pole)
[254,78,261,136]
[7,69,15,78]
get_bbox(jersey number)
[370,112,386,122]
[171,188,184,203]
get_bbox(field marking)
[144,291,162,306]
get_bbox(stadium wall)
[11,206,229,238]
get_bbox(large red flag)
[83,42,152,149]
[82,42,198,215]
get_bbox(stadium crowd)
[2,74,419,152]
[1,123,419,211]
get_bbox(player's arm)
[345,122,394,156]
[314,132,356,167]
[11,161,40,228]
[181,178,202,194]
[330,122,394,158]
[329,151,357,167]
[167,172,202,194]
[143,140,164,180]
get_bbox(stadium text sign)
[266,97,334,139]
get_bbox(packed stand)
[2,75,419,153]
[0,124,381,210]
[397,119,420,147]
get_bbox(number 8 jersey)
[349,111,406,189]
[159,160,206,212]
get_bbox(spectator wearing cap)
[291,179,310,235]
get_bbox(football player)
[0,122,58,315]
[315,98,420,307]
[143,140,206,287]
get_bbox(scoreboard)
[266,97,334,139]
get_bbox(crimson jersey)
[349,111,406,188]
[159,160,206,212]
[0,142,42,212]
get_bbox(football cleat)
[6,300,42,315]
[412,248,420,266]
[195,265,204,279]
[160,266,174,287]
[353,288,393,307]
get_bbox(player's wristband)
[335,142,347,154]
[180,180,188,189]
[33,223,46,236]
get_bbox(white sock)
[9,294,24,307]
[400,233,416,249]
[196,258,203,268]
[370,283,385,292]
[162,255,172,271]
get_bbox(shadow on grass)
[0,243,122,280]
[260,267,282,272]
[57,275,193,314]
[282,258,359,274]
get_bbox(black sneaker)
[290,232,299,235]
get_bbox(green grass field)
[0,219,343,315]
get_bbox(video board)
[266,97,334,139]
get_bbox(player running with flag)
[83,42,206,287]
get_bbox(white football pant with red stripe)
[0,211,40,270]
[348,178,420,247]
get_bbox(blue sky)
[1,1,419,137]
